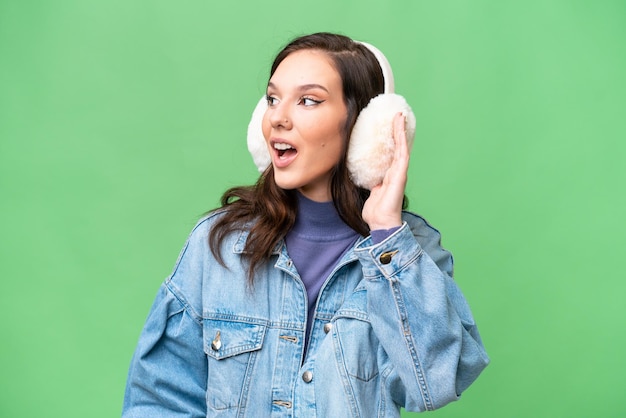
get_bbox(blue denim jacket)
[123,211,489,417]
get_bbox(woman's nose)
[268,103,292,130]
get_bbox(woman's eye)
[266,95,278,106]
[301,97,322,106]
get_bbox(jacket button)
[323,323,332,334]
[379,250,398,265]
[302,371,313,383]
[211,331,221,351]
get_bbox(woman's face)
[262,49,347,202]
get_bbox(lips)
[271,140,298,168]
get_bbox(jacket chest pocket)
[333,288,379,383]
[203,318,267,411]
[334,316,380,382]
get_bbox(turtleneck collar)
[289,192,358,241]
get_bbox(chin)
[272,174,300,191]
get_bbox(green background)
[1,1,625,417]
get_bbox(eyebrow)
[267,82,329,93]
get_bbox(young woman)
[123,32,489,417]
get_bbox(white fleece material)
[247,96,271,173]
[346,93,416,190]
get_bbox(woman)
[123,32,489,417]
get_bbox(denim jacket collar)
[232,228,367,262]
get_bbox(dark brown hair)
[209,32,385,282]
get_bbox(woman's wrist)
[366,214,403,231]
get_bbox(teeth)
[273,143,294,151]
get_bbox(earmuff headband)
[357,41,395,94]
[246,38,416,190]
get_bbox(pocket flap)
[204,319,266,360]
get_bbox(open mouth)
[273,142,297,160]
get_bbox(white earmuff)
[247,96,272,173]
[246,40,416,190]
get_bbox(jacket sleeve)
[354,215,489,412]
[122,223,209,418]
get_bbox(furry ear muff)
[247,96,271,173]
[347,94,416,189]
[246,40,416,189]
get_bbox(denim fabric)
[122,211,489,417]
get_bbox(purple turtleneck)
[285,193,360,335]
[285,193,399,339]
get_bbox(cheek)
[319,122,347,152]
[316,131,345,167]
